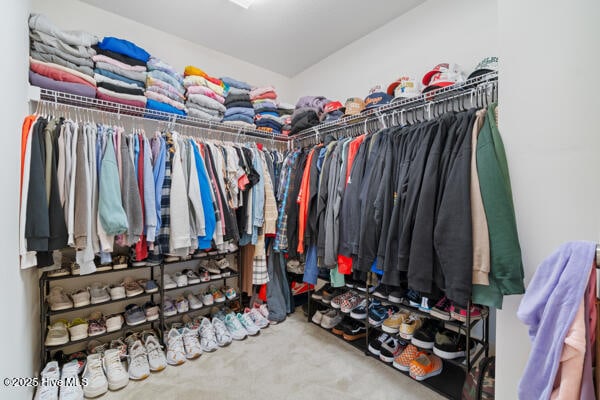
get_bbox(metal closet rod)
[34,88,289,145]
[33,98,289,150]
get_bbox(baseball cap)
[387,76,422,100]
[323,101,343,114]
[422,63,465,93]
[364,85,392,110]
[468,56,498,80]
[341,97,365,116]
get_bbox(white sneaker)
[143,332,167,372]
[198,318,219,352]
[70,288,90,308]
[90,283,110,304]
[201,291,214,306]
[181,327,202,359]
[45,320,69,346]
[311,309,324,324]
[68,319,89,341]
[82,354,108,398]
[237,313,260,336]
[34,361,59,400]
[163,274,177,290]
[127,340,150,380]
[184,269,200,284]
[108,284,126,300]
[211,318,233,347]
[47,287,73,311]
[245,307,269,329]
[102,349,129,391]
[105,314,124,333]
[224,313,248,340]
[59,360,83,400]
[174,272,188,287]
[185,292,203,310]
[175,296,189,313]
[166,328,186,365]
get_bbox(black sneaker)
[322,287,345,304]
[411,319,441,349]
[312,284,332,300]
[368,332,391,355]
[342,320,367,341]
[345,276,356,288]
[372,284,390,299]
[387,287,406,303]
[433,329,475,360]
[145,253,163,266]
[332,315,355,336]
[406,288,422,308]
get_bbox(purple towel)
[517,241,595,400]
[29,70,96,98]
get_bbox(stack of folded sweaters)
[183,66,226,121]
[221,76,255,129]
[92,37,150,108]
[277,103,295,135]
[28,14,98,98]
[145,57,186,116]
[251,86,284,134]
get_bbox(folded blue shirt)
[146,98,186,116]
[221,76,252,91]
[224,107,255,118]
[222,114,254,125]
[255,110,280,118]
[95,68,145,88]
[98,36,150,63]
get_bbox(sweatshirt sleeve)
[142,137,157,242]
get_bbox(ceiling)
[80,0,425,77]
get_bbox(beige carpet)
[104,309,444,400]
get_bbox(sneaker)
[124,331,141,349]
[368,304,399,327]
[185,292,203,310]
[433,330,475,360]
[82,354,108,398]
[106,314,124,333]
[163,274,177,290]
[209,285,225,303]
[211,306,228,321]
[419,296,435,313]
[47,267,70,278]
[59,359,83,400]
[411,319,441,349]
[406,289,422,308]
[223,286,237,300]
[164,254,181,263]
[368,332,390,356]
[311,309,324,325]
[102,349,129,390]
[320,309,343,329]
[122,277,144,297]
[129,247,147,267]
[145,253,163,266]
[342,320,367,341]
[87,339,107,356]
[330,290,353,309]
[312,284,332,300]
[95,259,112,272]
[212,317,233,346]
[256,303,269,319]
[380,336,406,363]
[355,281,376,293]
[332,315,355,336]
[409,352,443,381]
[203,260,221,277]
[215,257,230,270]
[382,311,410,334]
[68,318,89,341]
[47,287,73,311]
[183,269,200,284]
[181,327,202,359]
[90,283,110,304]
[224,313,248,340]
[45,320,69,346]
[137,279,159,294]
[244,307,269,329]
[143,301,160,321]
[163,297,177,317]
[165,328,186,365]
[124,304,146,326]
[237,312,260,336]
[372,284,391,299]
[197,267,211,282]
[71,288,91,308]
[450,304,488,322]
[65,351,87,374]
[321,286,340,304]
[110,338,128,361]
[175,296,189,313]
[344,276,356,288]
[399,314,423,340]
[143,332,167,372]
[127,340,150,380]
[108,284,126,300]
[388,287,406,304]
[198,318,219,351]
[201,290,214,306]
[291,282,314,296]
[340,293,364,314]
[69,262,81,275]
[112,255,128,270]
[392,344,420,371]
[430,296,452,321]
[34,361,60,400]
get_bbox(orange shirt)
[20,115,37,199]
[296,147,317,254]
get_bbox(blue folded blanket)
[222,114,254,125]
[224,107,255,118]
[97,36,150,63]
[146,98,186,116]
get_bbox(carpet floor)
[104,309,444,400]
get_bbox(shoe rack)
[306,277,490,400]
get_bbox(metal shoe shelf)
[39,263,163,366]
[306,284,490,400]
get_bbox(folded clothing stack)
[184,65,226,122]
[290,95,330,136]
[92,36,150,108]
[221,76,255,129]
[277,103,295,136]
[145,57,186,116]
[251,86,284,134]
[28,14,98,98]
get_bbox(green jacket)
[472,103,525,309]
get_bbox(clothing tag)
[421,296,429,309]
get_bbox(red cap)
[422,63,450,85]
[323,101,343,114]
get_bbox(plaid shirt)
[274,151,299,252]
[156,137,172,254]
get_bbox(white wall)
[31,0,294,102]
[0,1,38,399]
[496,0,600,398]
[290,0,498,102]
